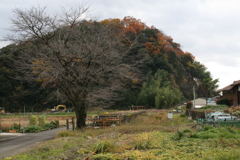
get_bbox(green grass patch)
[5,110,240,160]
[191,126,240,139]
[199,105,228,111]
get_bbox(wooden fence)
[196,118,240,129]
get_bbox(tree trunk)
[205,90,208,106]
[76,105,87,129]
[72,100,87,129]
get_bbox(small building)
[218,80,240,107]
[191,97,216,108]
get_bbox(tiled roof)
[218,80,240,91]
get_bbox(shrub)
[183,129,191,133]
[50,120,59,128]
[42,123,55,130]
[25,125,42,133]
[38,116,46,127]
[180,114,186,117]
[186,102,192,109]
[217,98,231,106]
[29,115,38,126]
[200,105,228,111]
[173,131,184,140]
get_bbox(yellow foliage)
[132,78,139,84]
[123,150,158,160]
[186,61,195,69]
[77,148,89,154]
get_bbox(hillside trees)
[137,69,183,108]
[199,72,219,104]
[2,6,220,114]
[7,5,142,128]
[0,46,16,110]
[101,18,219,108]
[0,45,59,112]
[190,61,219,101]
[118,22,219,106]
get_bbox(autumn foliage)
[101,16,195,60]
[1,10,218,113]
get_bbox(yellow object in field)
[51,105,66,112]
[0,107,5,114]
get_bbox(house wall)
[191,98,206,107]
[222,85,239,106]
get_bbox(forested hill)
[0,16,218,112]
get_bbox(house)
[191,97,216,108]
[191,98,206,108]
[218,80,240,107]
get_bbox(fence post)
[66,119,69,130]
[72,117,75,131]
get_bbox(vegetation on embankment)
[4,110,240,160]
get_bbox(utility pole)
[193,85,196,109]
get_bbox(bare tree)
[7,4,141,128]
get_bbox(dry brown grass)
[7,110,199,160]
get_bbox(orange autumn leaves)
[101,16,147,35]
[144,34,167,56]
[101,16,194,60]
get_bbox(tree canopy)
[0,5,219,128]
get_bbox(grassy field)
[4,110,240,160]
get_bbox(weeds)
[91,139,117,153]
[5,110,240,160]
[191,126,240,139]
[131,132,152,150]
[90,153,115,160]
[173,131,184,140]
[24,125,42,133]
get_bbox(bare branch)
[7,5,142,128]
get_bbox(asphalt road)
[0,127,67,159]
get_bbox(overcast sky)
[1,0,240,89]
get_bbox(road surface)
[0,127,67,159]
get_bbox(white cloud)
[204,60,240,88]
